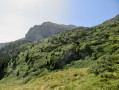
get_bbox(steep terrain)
[0,15,119,89]
[0,22,76,48]
[25,22,77,41]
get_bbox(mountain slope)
[25,22,77,41]
[0,15,119,89]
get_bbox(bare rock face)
[25,22,77,41]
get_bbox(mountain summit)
[25,22,77,41]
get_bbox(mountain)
[0,15,119,89]
[25,22,77,41]
[0,23,76,48]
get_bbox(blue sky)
[0,0,119,42]
[64,0,119,26]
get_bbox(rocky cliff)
[25,22,77,41]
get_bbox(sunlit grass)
[0,68,119,90]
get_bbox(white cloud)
[0,0,66,42]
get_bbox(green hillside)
[0,15,119,90]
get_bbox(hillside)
[25,22,77,41]
[0,15,119,89]
[0,22,76,48]
[1,68,119,90]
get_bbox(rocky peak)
[25,22,77,41]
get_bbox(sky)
[0,0,119,43]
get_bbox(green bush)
[22,76,32,84]
[89,55,118,75]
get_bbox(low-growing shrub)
[22,76,32,84]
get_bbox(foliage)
[0,15,119,89]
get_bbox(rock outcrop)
[25,22,77,41]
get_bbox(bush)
[100,72,114,78]
[22,76,32,84]
[89,55,118,75]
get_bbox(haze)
[0,0,119,43]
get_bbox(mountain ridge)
[25,22,77,41]
[0,22,77,48]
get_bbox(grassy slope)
[0,68,96,90]
[1,67,119,90]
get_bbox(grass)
[0,68,119,90]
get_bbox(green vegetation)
[1,68,119,90]
[0,15,119,89]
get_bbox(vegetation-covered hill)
[0,15,119,90]
[0,22,76,48]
